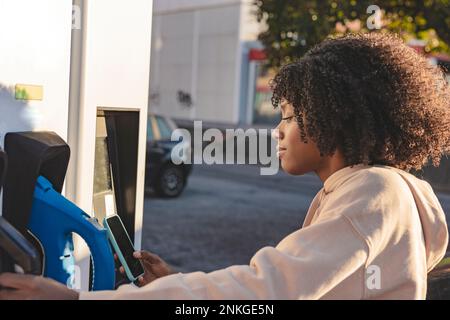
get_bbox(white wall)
[150,11,196,120]
[0,0,73,148]
[154,0,241,14]
[68,0,153,291]
[150,1,241,124]
[196,4,241,122]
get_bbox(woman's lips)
[277,146,287,158]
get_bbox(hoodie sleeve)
[79,215,369,300]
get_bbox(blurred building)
[149,0,278,128]
[149,3,450,129]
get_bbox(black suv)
[145,114,192,197]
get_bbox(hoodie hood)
[390,167,449,272]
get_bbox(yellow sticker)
[15,84,43,101]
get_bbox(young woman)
[1,32,449,300]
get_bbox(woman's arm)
[0,215,369,300]
[79,215,369,300]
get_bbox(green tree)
[254,0,450,67]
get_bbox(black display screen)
[106,215,144,279]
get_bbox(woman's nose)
[272,128,283,141]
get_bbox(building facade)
[150,0,275,127]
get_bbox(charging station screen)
[107,216,144,278]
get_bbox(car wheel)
[156,165,186,198]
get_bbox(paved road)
[142,164,450,273]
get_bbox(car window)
[156,116,173,140]
[147,117,155,140]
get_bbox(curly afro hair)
[270,32,450,171]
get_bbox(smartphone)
[103,215,144,282]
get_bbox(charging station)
[0,0,153,291]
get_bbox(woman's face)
[274,101,323,175]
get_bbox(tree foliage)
[254,0,450,67]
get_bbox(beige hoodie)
[80,164,448,300]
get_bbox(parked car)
[145,114,192,197]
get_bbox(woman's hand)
[116,251,174,287]
[0,273,79,300]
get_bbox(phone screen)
[106,216,144,279]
